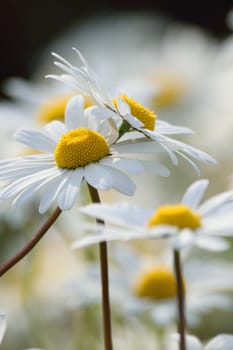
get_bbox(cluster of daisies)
[0,46,233,349]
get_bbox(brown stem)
[173,249,186,350]
[0,207,62,277]
[87,184,113,350]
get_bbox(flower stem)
[87,184,113,350]
[173,249,186,350]
[0,207,62,277]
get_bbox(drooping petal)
[57,168,84,210]
[101,165,136,196]
[84,163,114,190]
[195,235,230,252]
[172,334,202,350]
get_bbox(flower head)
[47,48,216,174]
[0,95,169,214]
[73,179,233,251]
[172,333,233,350]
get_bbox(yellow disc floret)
[37,94,93,124]
[133,266,184,300]
[147,204,201,229]
[54,128,109,169]
[113,94,156,131]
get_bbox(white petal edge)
[182,179,209,209]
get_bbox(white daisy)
[47,48,216,174]
[61,246,233,329]
[0,95,169,214]
[172,333,233,350]
[73,179,233,251]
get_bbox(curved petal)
[101,165,136,196]
[195,235,229,252]
[44,121,67,142]
[84,163,114,190]
[181,179,209,209]
[57,168,83,210]
[65,95,85,130]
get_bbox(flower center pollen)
[113,94,156,131]
[54,128,109,169]
[133,266,185,300]
[147,204,201,229]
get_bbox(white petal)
[116,97,131,115]
[139,160,170,177]
[195,235,229,251]
[84,163,113,190]
[205,335,233,350]
[80,202,152,227]
[57,168,83,210]
[199,190,233,217]
[156,120,193,135]
[44,121,66,141]
[112,139,163,154]
[0,313,7,345]
[39,171,69,213]
[182,179,209,209]
[101,165,136,196]
[88,105,114,121]
[100,157,144,174]
[171,230,194,250]
[15,129,56,153]
[65,95,85,130]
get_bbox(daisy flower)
[47,48,216,174]
[172,333,233,350]
[73,179,233,251]
[61,246,233,328]
[0,95,169,214]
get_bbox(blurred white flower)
[61,246,233,329]
[73,179,233,251]
[172,333,233,350]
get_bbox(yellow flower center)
[147,204,201,229]
[150,73,185,108]
[37,94,93,124]
[133,266,185,300]
[113,94,156,131]
[54,128,109,169]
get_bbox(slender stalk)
[87,184,113,350]
[0,207,62,277]
[173,249,186,350]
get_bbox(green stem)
[173,249,186,350]
[0,207,62,277]
[87,184,113,350]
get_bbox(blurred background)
[0,1,233,349]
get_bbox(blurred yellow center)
[134,266,183,299]
[37,94,93,124]
[54,128,109,169]
[151,74,185,108]
[147,204,201,229]
[113,94,156,131]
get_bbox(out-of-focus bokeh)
[0,1,233,349]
